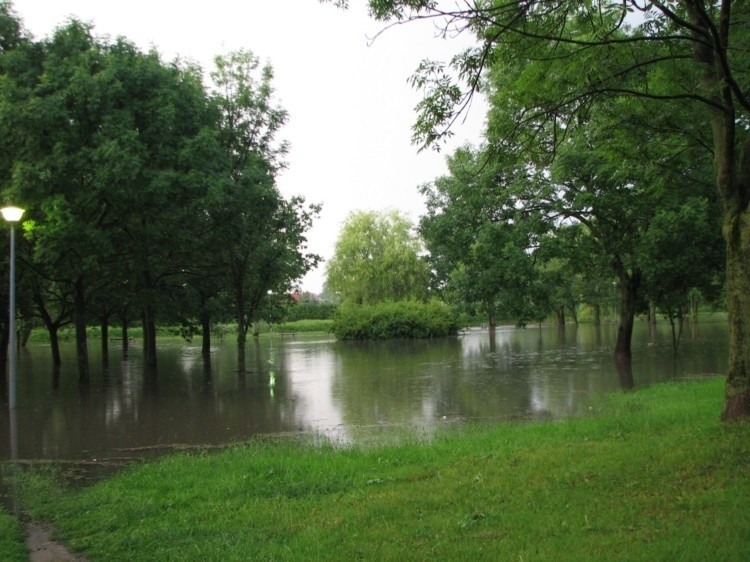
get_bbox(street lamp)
[2,206,24,410]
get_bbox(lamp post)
[2,206,24,410]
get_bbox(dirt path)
[24,523,86,561]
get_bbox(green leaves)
[0,12,320,370]
[326,210,430,305]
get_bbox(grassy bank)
[7,378,749,561]
[26,319,333,344]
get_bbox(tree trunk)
[49,324,61,367]
[36,306,65,367]
[592,303,601,326]
[614,272,640,358]
[73,278,89,383]
[142,305,157,368]
[201,310,211,357]
[556,306,565,327]
[121,316,129,357]
[567,305,578,326]
[689,291,700,321]
[20,320,32,347]
[487,309,496,338]
[683,0,750,419]
[100,316,109,359]
[667,314,678,358]
[721,205,750,419]
[615,353,634,390]
[237,325,247,374]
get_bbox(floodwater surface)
[0,319,728,468]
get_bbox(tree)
[419,147,545,330]
[108,46,221,370]
[1,20,123,381]
[325,209,430,305]
[329,0,750,419]
[208,50,320,372]
[639,197,725,353]
[0,14,226,376]
[539,223,616,326]
[0,10,320,380]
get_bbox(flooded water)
[0,319,728,468]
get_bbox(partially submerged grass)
[8,378,750,561]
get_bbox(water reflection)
[0,320,728,465]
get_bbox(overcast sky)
[12,0,485,293]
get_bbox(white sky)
[11,0,486,293]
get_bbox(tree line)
[0,3,320,379]
[325,1,747,420]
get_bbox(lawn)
[5,377,749,561]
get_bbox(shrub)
[331,300,458,340]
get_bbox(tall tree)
[209,50,320,372]
[107,45,220,369]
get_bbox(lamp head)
[1,206,24,223]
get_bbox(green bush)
[331,300,458,340]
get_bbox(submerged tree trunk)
[592,303,601,326]
[567,305,578,326]
[614,271,641,358]
[73,278,89,383]
[201,310,211,357]
[120,315,130,357]
[688,290,700,321]
[36,298,63,366]
[49,325,61,367]
[556,306,565,327]
[20,320,32,347]
[142,305,157,368]
[667,310,685,358]
[487,309,496,338]
[100,316,109,361]
[237,326,248,374]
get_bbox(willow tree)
[325,210,430,305]
[330,0,750,420]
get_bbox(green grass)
[0,509,26,562]
[27,319,334,344]
[269,319,333,334]
[7,378,749,561]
